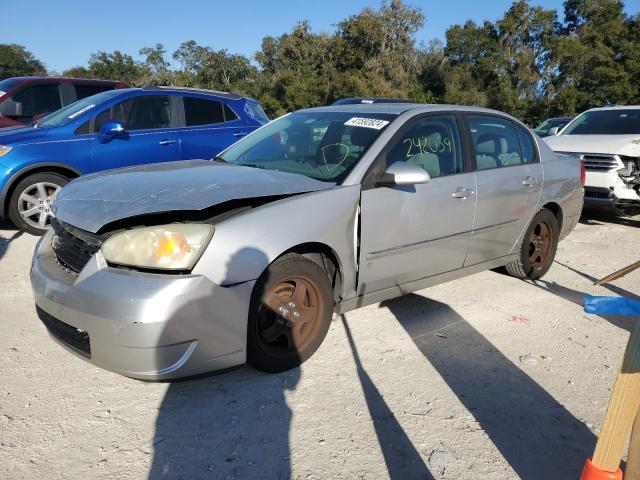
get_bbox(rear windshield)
[0,78,22,96]
[562,109,640,135]
[220,111,396,182]
[35,89,124,128]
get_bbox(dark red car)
[0,77,127,128]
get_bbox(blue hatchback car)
[0,87,268,234]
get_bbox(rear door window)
[183,97,224,126]
[467,115,524,170]
[74,84,114,100]
[12,84,62,118]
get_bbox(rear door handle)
[522,176,538,187]
[451,187,475,199]
[159,139,177,145]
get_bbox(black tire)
[247,253,334,373]
[505,208,559,280]
[7,172,69,236]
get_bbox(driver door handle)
[451,187,475,199]
[233,132,248,138]
[522,176,538,187]
[159,139,177,146]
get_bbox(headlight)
[101,224,214,271]
[0,145,12,158]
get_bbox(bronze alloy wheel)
[504,208,559,280]
[248,253,334,372]
[257,275,325,357]
[528,220,553,270]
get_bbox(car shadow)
[341,315,434,480]
[381,293,596,480]
[0,229,23,262]
[150,247,301,479]
[527,261,638,333]
[148,366,300,479]
[580,209,640,228]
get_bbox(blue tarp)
[584,295,640,317]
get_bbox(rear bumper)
[30,229,254,380]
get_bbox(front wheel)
[8,172,69,235]
[505,208,559,280]
[247,253,334,373]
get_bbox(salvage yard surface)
[1,212,639,480]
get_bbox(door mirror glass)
[0,99,23,117]
[380,161,430,185]
[548,126,560,136]
[99,120,126,142]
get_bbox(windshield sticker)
[68,104,96,119]
[344,117,390,130]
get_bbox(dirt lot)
[1,211,639,480]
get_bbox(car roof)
[587,105,640,111]
[142,86,244,100]
[303,103,513,116]
[7,76,121,84]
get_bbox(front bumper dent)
[30,230,254,380]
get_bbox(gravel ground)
[1,211,639,480]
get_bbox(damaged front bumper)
[30,230,254,380]
[584,186,640,216]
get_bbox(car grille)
[36,306,91,357]
[51,218,102,274]
[582,154,620,172]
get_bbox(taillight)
[580,158,586,186]
[114,82,127,89]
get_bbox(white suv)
[544,106,640,215]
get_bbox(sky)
[3,0,640,73]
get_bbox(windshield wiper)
[239,163,269,170]
[211,155,228,164]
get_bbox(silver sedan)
[30,104,584,379]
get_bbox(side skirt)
[337,254,518,314]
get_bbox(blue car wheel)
[8,172,69,235]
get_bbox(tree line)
[2,0,639,125]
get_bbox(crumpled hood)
[54,160,335,233]
[544,134,640,157]
[0,125,49,145]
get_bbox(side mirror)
[99,120,126,142]
[548,126,560,136]
[379,161,431,186]
[0,99,23,117]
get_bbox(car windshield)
[562,109,640,135]
[219,111,396,182]
[35,89,124,128]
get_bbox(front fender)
[192,185,361,299]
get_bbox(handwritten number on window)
[402,136,452,158]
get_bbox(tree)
[139,43,174,86]
[0,44,46,79]
[62,66,93,79]
[552,0,636,114]
[87,50,144,85]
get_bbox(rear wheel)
[8,172,69,235]
[505,208,559,280]
[247,253,334,373]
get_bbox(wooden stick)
[595,259,640,286]
[592,321,640,471]
[627,407,640,480]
